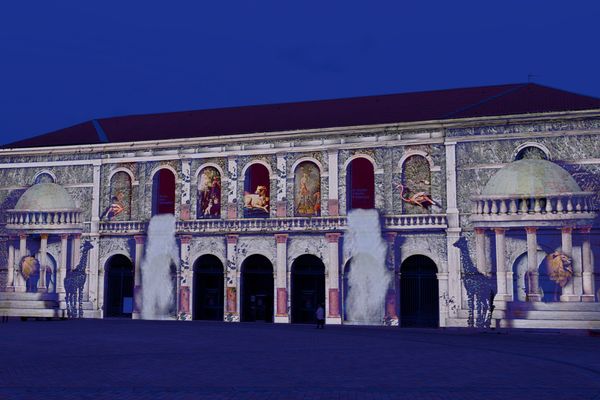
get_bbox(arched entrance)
[193,255,224,320]
[152,169,176,216]
[291,255,325,324]
[400,255,438,328]
[241,255,273,322]
[104,255,134,318]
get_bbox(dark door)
[291,255,325,324]
[400,255,438,328]
[105,255,134,318]
[241,255,273,322]
[193,255,224,320]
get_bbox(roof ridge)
[442,84,529,119]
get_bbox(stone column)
[276,154,287,217]
[494,228,510,301]
[384,232,398,326]
[38,233,48,292]
[560,226,579,302]
[225,234,239,322]
[226,158,238,219]
[17,234,28,291]
[6,236,15,291]
[444,142,459,228]
[580,226,595,302]
[325,232,342,324]
[474,228,487,275]
[525,227,541,301]
[178,235,192,320]
[274,234,289,323]
[327,150,339,216]
[57,234,68,295]
[132,235,145,319]
[180,159,192,220]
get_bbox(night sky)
[1,1,599,145]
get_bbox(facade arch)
[149,165,179,181]
[293,160,322,217]
[398,150,438,172]
[108,167,136,183]
[513,142,551,161]
[240,160,273,178]
[194,163,226,183]
[342,154,377,172]
[32,170,56,184]
[291,157,324,174]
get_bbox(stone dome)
[14,183,76,210]
[481,159,583,197]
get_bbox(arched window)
[346,157,374,211]
[515,146,548,161]
[294,161,321,217]
[34,172,55,184]
[102,171,132,221]
[401,155,432,214]
[197,167,221,219]
[152,169,176,216]
[243,164,270,218]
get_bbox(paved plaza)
[1,319,600,399]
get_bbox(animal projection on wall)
[64,240,94,318]
[399,155,439,212]
[545,251,574,301]
[452,235,496,328]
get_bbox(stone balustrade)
[99,214,448,235]
[470,192,596,227]
[5,209,83,232]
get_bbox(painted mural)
[101,172,131,221]
[294,161,321,217]
[399,155,435,213]
[197,167,221,218]
[243,164,270,218]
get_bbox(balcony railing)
[5,209,83,232]
[470,192,597,225]
[99,214,448,235]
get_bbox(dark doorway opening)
[105,255,134,318]
[241,255,273,322]
[346,157,375,211]
[152,169,176,216]
[342,259,352,322]
[400,255,438,328]
[291,255,325,324]
[193,255,224,320]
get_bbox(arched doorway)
[346,157,375,211]
[193,255,224,320]
[400,255,438,328]
[241,255,273,322]
[104,255,134,318]
[291,255,325,324]
[342,258,352,322]
[152,169,176,216]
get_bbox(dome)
[14,183,76,210]
[481,159,583,197]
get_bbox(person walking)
[315,303,325,329]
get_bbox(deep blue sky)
[1,1,599,145]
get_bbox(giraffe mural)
[64,240,94,318]
[452,235,495,328]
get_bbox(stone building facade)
[0,83,599,329]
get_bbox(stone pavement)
[1,319,600,399]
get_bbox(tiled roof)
[5,83,600,148]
